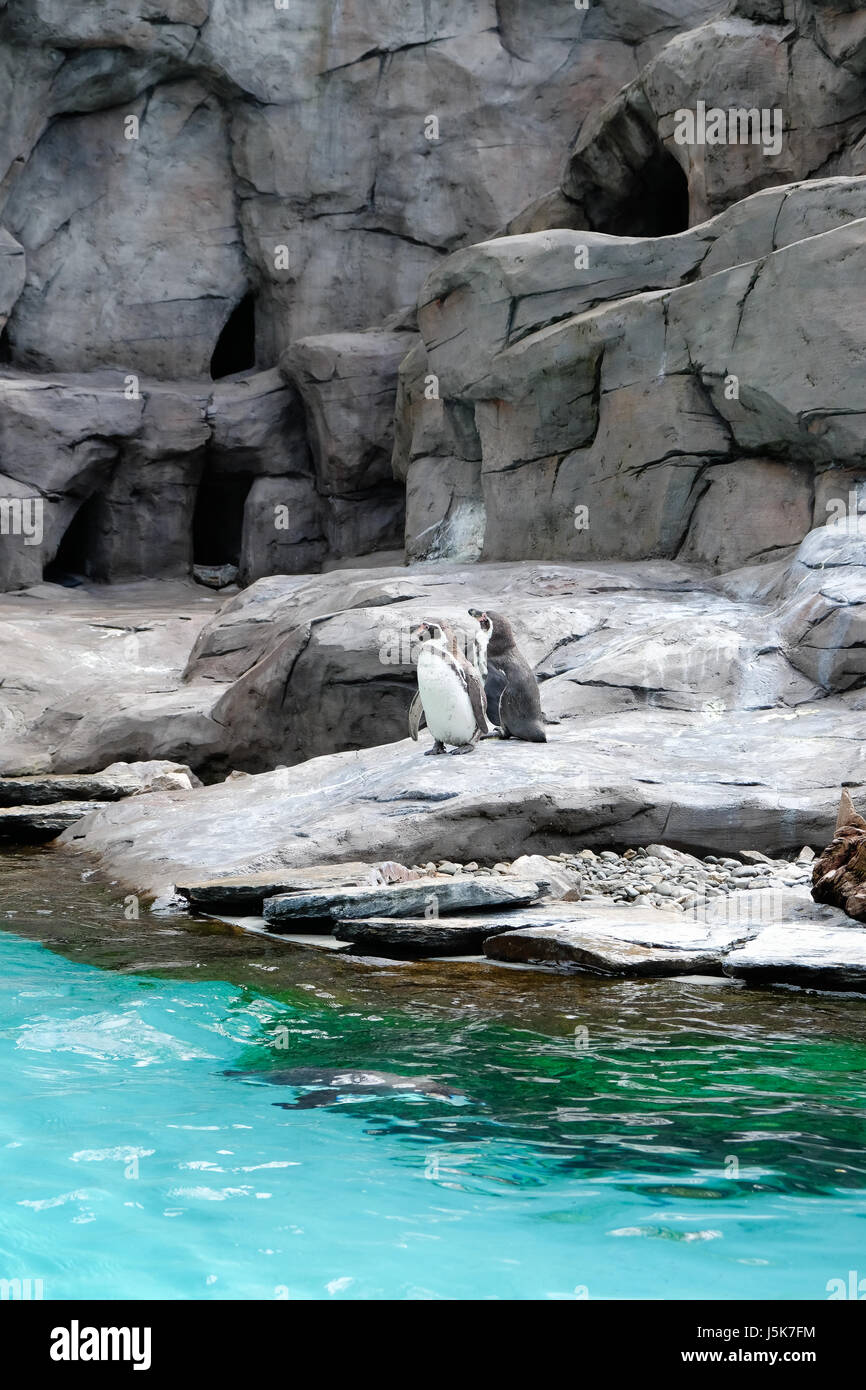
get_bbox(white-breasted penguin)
[410,618,488,754]
[468,608,547,742]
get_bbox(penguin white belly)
[418,648,477,745]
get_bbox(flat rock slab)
[56,703,863,902]
[723,924,866,991]
[473,902,757,951]
[0,801,105,840]
[485,925,720,977]
[206,916,348,951]
[333,913,525,957]
[0,758,197,808]
[0,774,139,806]
[177,862,377,912]
[476,902,767,976]
[263,876,540,925]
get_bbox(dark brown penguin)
[468,608,546,742]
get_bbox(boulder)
[56,699,866,900]
[238,475,327,583]
[508,855,582,899]
[281,331,416,498]
[774,519,866,693]
[561,12,866,231]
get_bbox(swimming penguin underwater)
[226,1066,463,1109]
[408,617,488,754]
[468,608,547,742]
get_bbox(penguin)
[468,608,547,742]
[410,618,487,754]
[226,1067,463,1108]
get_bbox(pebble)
[395,844,816,914]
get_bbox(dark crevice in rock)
[210,290,256,379]
[352,224,452,255]
[44,492,103,584]
[594,147,690,239]
[317,35,455,80]
[192,465,253,567]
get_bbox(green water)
[1,846,864,1300]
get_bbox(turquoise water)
[1,848,865,1300]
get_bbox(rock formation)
[6,515,866,780]
[811,789,866,921]
[399,176,866,565]
[1,0,722,585]
[3,0,866,985]
[2,2,863,586]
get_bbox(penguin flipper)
[463,663,488,738]
[484,665,507,727]
[408,690,426,741]
[500,684,547,741]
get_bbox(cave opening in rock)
[604,148,690,238]
[192,466,253,567]
[210,292,256,379]
[0,323,11,364]
[43,493,102,583]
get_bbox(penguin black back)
[469,608,546,742]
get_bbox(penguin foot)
[424,741,446,756]
[449,744,476,755]
[480,728,505,740]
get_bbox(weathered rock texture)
[558,2,866,235]
[7,2,860,586]
[7,519,866,779]
[57,708,863,901]
[0,756,198,840]
[36,540,866,893]
[263,875,539,925]
[4,1,668,368]
[399,176,866,565]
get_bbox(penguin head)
[469,608,492,637]
[474,609,514,658]
[416,618,445,645]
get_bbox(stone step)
[176,862,380,913]
[723,924,866,991]
[263,875,540,925]
[484,924,722,977]
[333,912,526,957]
